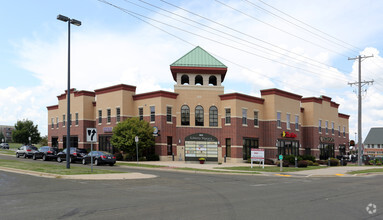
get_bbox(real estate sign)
[251,148,265,169]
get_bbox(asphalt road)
[0,155,382,220]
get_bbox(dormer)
[170,46,227,87]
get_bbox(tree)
[111,117,154,159]
[0,132,4,143]
[12,119,41,145]
[39,135,48,146]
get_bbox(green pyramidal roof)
[171,46,227,68]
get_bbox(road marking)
[335,174,344,176]
[275,174,291,177]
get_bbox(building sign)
[185,133,218,142]
[320,136,334,143]
[282,131,297,138]
[103,127,113,133]
[153,126,159,136]
[184,133,218,161]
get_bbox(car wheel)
[94,159,99,166]
[57,157,62,163]
[82,158,86,165]
[16,153,19,158]
[42,155,47,161]
[23,153,27,159]
[32,154,36,160]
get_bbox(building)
[0,125,14,143]
[363,127,383,157]
[47,46,349,162]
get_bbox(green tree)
[0,132,4,142]
[39,135,48,146]
[111,117,154,159]
[12,119,41,145]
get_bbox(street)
[0,156,382,220]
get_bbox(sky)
[1,0,383,141]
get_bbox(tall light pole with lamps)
[57,14,81,169]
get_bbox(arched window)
[208,76,217,86]
[195,105,204,126]
[209,106,218,127]
[181,105,190,126]
[181,75,189,85]
[195,75,203,85]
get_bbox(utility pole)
[348,55,374,166]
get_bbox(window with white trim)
[254,111,259,126]
[286,114,291,129]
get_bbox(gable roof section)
[170,46,227,82]
[364,127,383,144]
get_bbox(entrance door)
[243,138,259,160]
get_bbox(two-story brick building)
[47,46,349,162]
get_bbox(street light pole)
[57,14,81,169]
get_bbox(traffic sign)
[135,136,139,143]
[87,128,97,142]
[279,155,283,160]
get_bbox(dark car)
[82,151,116,166]
[32,146,58,161]
[57,147,88,163]
[0,143,9,149]
[16,145,38,158]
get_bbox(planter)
[199,160,205,164]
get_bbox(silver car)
[16,145,38,158]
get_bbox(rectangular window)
[343,127,346,137]
[63,114,66,127]
[286,114,291,129]
[116,107,121,122]
[107,109,111,123]
[51,118,54,128]
[295,115,299,130]
[139,107,143,121]
[167,106,172,122]
[98,110,102,124]
[56,117,59,128]
[254,111,259,126]
[338,126,341,136]
[75,113,79,126]
[277,112,281,128]
[150,106,155,122]
[226,138,231,157]
[242,109,247,125]
[167,136,172,156]
[319,120,322,133]
[331,122,334,134]
[325,121,328,133]
[225,108,231,124]
[69,114,72,126]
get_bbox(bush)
[276,161,289,167]
[316,160,327,165]
[329,158,339,166]
[302,155,316,162]
[307,160,314,166]
[312,162,319,166]
[265,158,274,165]
[283,155,302,164]
[298,160,308,168]
[146,154,160,161]
[340,159,347,166]
[114,152,123,161]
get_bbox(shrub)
[329,158,339,166]
[276,161,289,167]
[307,160,314,166]
[146,154,160,161]
[316,160,327,165]
[312,162,319,166]
[114,152,123,161]
[265,158,274,165]
[340,160,348,166]
[284,155,302,164]
[298,160,308,168]
[302,155,316,162]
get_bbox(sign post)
[279,155,283,172]
[251,148,265,169]
[87,128,97,172]
[135,136,139,164]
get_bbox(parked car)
[57,147,88,163]
[0,143,9,149]
[32,146,58,161]
[16,145,38,158]
[82,151,116,166]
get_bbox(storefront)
[243,138,259,160]
[319,136,335,160]
[184,133,218,161]
[277,139,299,156]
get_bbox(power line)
[131,0,349,81]
[97,0,347,97]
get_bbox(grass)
[347,168,383,174]
[0,149,16,155]
[117,162,167,168]
[0,159,126,175]
[215,165,328,172]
